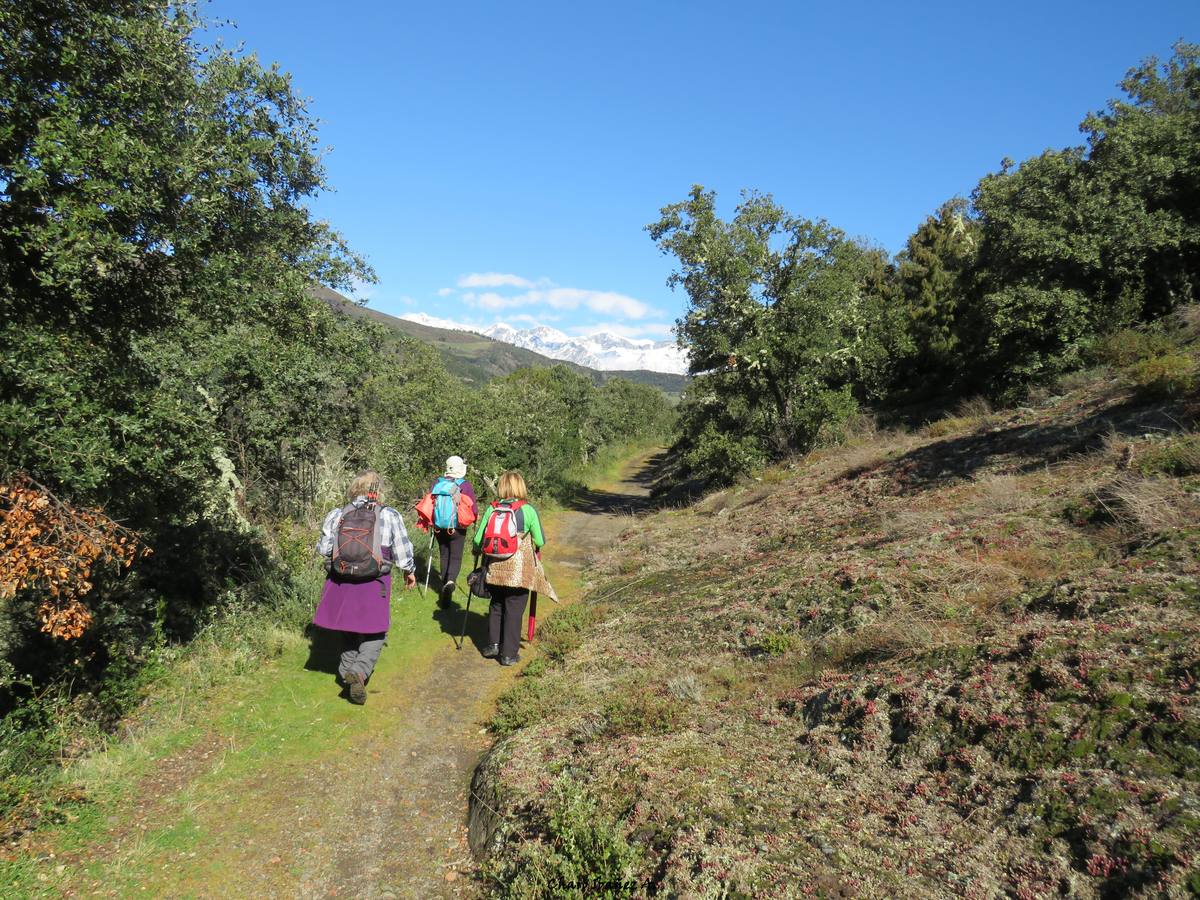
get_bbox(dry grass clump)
[1053,365,1109,395]
[963,472,1041,516]
[666,673,704,703]
[818,427,921,482]
[1096,473,1198,537]
[926,395,998,438]
[1170,302,1200,338]
[819,601,969,665]
[956,395,994,420]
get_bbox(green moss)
[602,688,680,737]
[994,728,1068,769]
[1085,786,1131,818]
[1185,869,1200,895]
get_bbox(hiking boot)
[345,671,366,705]
[499,655,520,667]
[438,581,456,609]
[480,643,500,659]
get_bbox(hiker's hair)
[498,470,528,500]
[348,470,383,503]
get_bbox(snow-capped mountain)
[402,312,473,333]
[401,313,688,375]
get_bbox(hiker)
[314,471,416,704]
[417,455,479,608]
[432,456,479,607]
[473,470,551,666]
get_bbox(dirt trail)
[292,449,661,898]
[295,449,660,898]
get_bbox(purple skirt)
[313,573,391,634]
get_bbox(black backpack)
[331,503,393,580]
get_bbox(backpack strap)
[491,498,526,532]
[331,503,356,564]
[372,504,392,576]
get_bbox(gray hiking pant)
[339,632,387,682]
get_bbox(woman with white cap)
[428,455,479,607]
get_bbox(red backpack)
[480,499,526,560]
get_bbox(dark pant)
[339,631,387,682]
[488,586,528,659]
[436,530,466,587]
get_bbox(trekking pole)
[455,524,476,601]
[456,589,472,651]
[526,591,538,642]
[421,529,435,597]
[458,550,480,651]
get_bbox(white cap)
[444,455,467,479]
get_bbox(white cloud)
[507,312,559,326]
[543,288,650,319]
[473,291,511,311]
[571,321,676,340]
[463,286,653,319]
[436,287,455,297]
[457,272,534,289]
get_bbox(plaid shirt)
[317,498,416,573]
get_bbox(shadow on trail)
[433,596,490,653]
[563,451,671,515]
[304,624,343,675]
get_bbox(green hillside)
[312,286,687,396]
[474,317,1200,896]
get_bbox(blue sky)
[209,0,1198,341]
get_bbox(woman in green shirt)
[473,470,544,665]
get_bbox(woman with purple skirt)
[314,471,416,704]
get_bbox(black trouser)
[436,529,466,587]
[488,586,528,659]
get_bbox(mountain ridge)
[310,287,687,396]
[402,312,689,375]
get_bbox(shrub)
[538,605,601,663]
[602,687,679,736]
[1129,353,1197,398]
[1092,329,1178,367]
[491,673,561,735]
[489,777,643,899]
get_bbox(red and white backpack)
[480,499,526,560]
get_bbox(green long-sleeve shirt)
[473,499,545,551]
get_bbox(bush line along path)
[7,449,660,898]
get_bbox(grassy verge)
[0,550,451,896]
